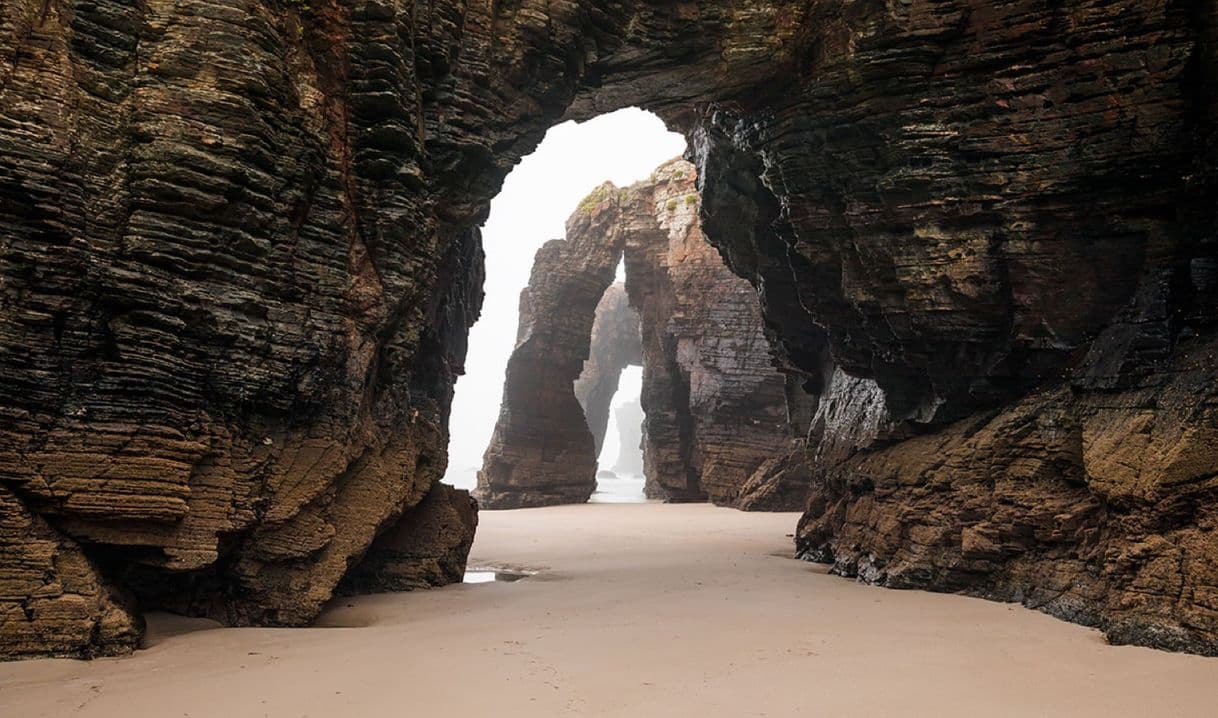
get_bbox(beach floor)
[2,503,1216,717]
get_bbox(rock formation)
[688,4,1218,654]
[1,0,490,657]
[479,160,803,510]
[611,400,645,477]
[622,162,802,508]
[1,0,1214,657]
[474,190,627,508]
[339,483,477,596]
[574,284,642,456]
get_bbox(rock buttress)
[338,483,477,595]
[686,2,1218,653]
[623,161,802,508]
[474,187,627,509]
[0,0,486,654]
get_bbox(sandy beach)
[2,503,1216,717]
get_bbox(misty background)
[443,109,686,491]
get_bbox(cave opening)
[1,0,1213,674]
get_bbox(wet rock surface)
[796,336,1218,655]
[0,0,1215,657]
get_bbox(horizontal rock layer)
[339,483,477,596]
[622,162,804,509]
[1,0,1214,656]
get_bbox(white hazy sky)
[444,108,686,490]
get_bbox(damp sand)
[2,503,1217,717]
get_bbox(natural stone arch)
[478,160,808,510]
[474,185,629,508]
[575,284,643,458]
[0,0,1214,658]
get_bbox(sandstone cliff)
[623,161,803,508]
[1,0,1214,657]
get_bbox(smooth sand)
[2,503,1217,717]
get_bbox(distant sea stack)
[612,400,644,477]
[576,285,643,457]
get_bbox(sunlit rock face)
[1,0,1215,657]
[478,160,804,510]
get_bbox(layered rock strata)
[0,0,1214,657]
[622,162,801,508]
[479,160,803,510]
[339,483,477,596]
[1,0,487,657]
[686,3,1218,654]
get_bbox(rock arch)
[0,0,1214,657]
[477,160,805,510]
[575,284,643,459]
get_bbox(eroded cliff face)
[1,0,493,657]
[686,3,1218,654]
[1,0,1215,657]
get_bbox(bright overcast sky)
[444,108,686,490]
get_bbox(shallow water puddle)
[463,568,532,583]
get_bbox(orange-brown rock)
[1,0,1214,658]
[339,483,477,595]
[798,335,1218,654]
[0,485,142,660]
[623,161,803,508]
